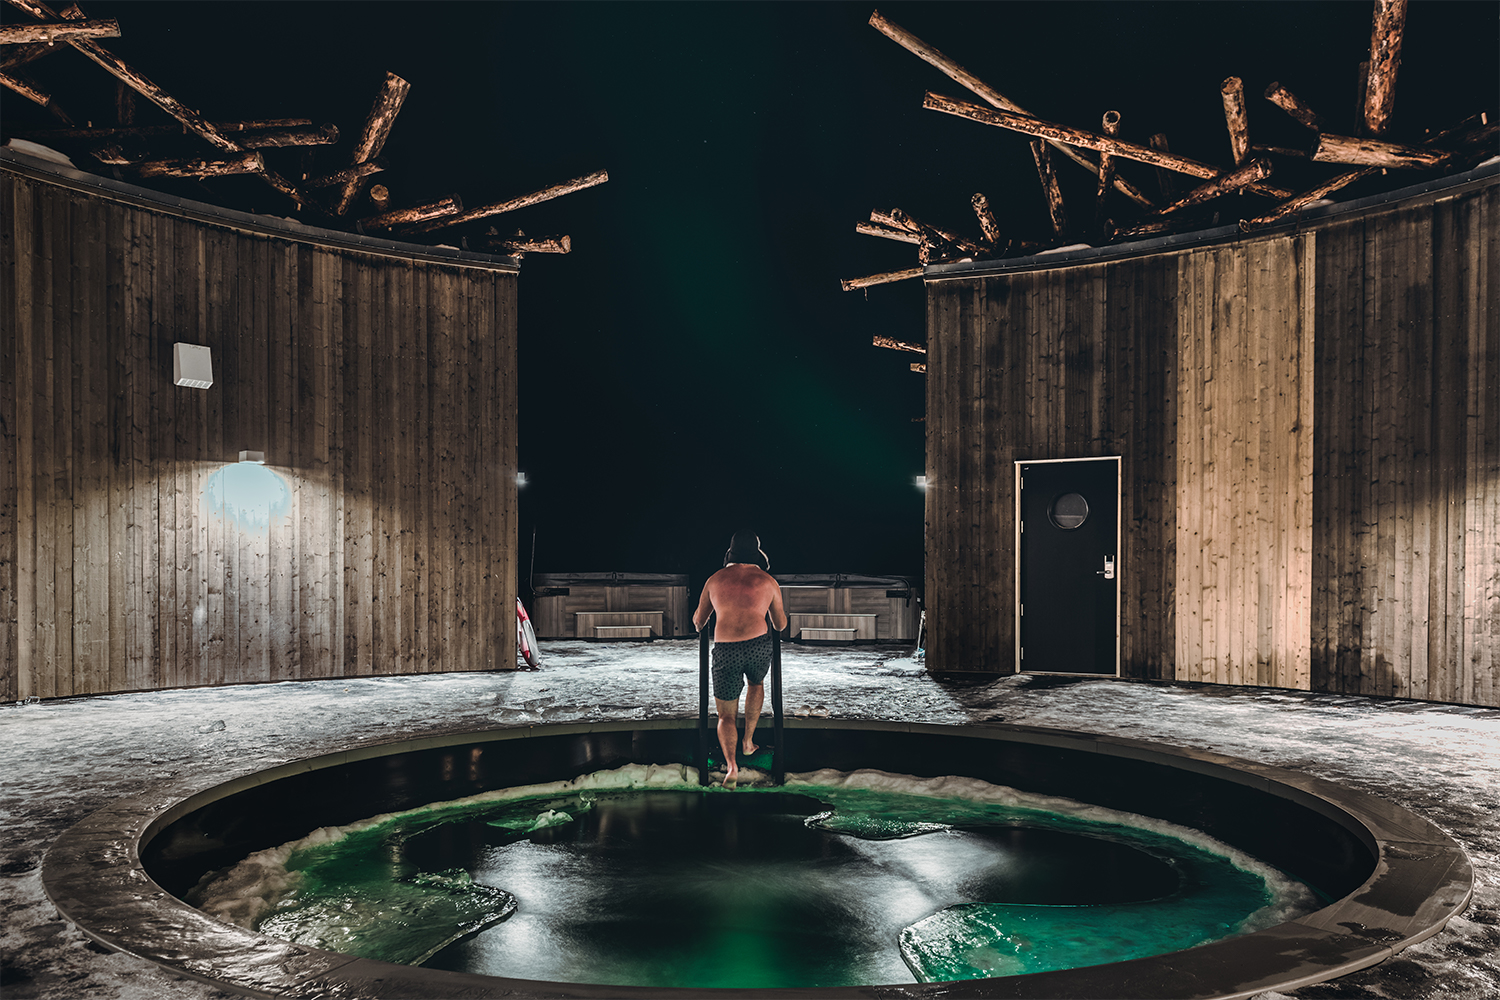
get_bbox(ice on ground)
[3,640,1497,999]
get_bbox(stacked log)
[0,0,607,262]
[854,2,1492,269]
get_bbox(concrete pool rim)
[43,718,1474,999]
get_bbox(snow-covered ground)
[2,639,1497,999]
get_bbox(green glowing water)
[196,768,1317,987]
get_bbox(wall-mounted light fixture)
[173,343,213,389]
[914,475,928,490]
[516,472,529,487]
[239,451,265,464]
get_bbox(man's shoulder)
[712,564,776,583]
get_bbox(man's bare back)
[693,564,787,641]
[693,538,788,786]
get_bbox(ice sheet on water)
[485,803,586,834]
[894,814,1313,982]
[255,867,516,966]
[805,809,950,840]
[900,896,1254,980]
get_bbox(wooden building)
[1,150,521,701]
[923,166,1498,708]
[531,573,691,640]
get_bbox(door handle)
[1097,556,1115,580]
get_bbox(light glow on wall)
[201,463,291,529]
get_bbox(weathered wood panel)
[1,174,19,703]
[1175,237,1314,691]
[925,255,1179,677]
[1,162,519,697]
[532,581,691,639]
[1313,183,1500,705]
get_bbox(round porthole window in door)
[1049,493,1089,529]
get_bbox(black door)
[1018,459,1118,673]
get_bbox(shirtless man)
[692,530,788,787]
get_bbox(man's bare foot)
[741,739,758,756]
[723,768,738,789]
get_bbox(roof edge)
[925,158,1499,280]
[1,146,521,273]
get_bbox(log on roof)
[6,0,246,152]
[0,41,60,71]
[303,159,386,189]
[485,232,571,255]
[873,335,926,354]
[1030,138,1068,239]
[1362,0,1407,137]
[1220,77,1250,166]
[971,192,1003,246]
[359,195,462,231]
[134,151,264,179]
[0,68,72,123]
[841,267,924,291]
[869,8,1155,210]
[1310,132,1446,169]
[14,119,316,140]
[1264,82,1325,131]
[924,93,1222,180]
[333,71,410,216]
[1094,111,1121,233]
[0,16,116,43]
[1155,158,1273,215]
[857,220,921,245]
[399,170,610,234]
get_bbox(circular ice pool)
[46,719,1472,999]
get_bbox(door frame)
[1014,456,1122,676]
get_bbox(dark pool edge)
[42,718,1473,1000]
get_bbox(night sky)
[11,1,1499,596]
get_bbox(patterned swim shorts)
[710,632,773,701]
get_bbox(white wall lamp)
[173,343,213,389]
[239,451,265,464]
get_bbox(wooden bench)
[800,627,859,644]
[576,611,663,639]
[788,613,877,641]
[592,625,654,640]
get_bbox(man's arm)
[768,581,788,633]
[692,577,715,631]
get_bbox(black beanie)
[724,530,769,571]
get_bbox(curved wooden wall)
[1,161,519,700]
[925,172,1498,706]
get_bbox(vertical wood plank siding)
[1175,237,1314,690]
[926,175,1498,707]
[925,256,1179,677]
[1,168,519,697]
[1313,184,1499,705]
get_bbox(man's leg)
[715,696,741,783]
[742,683,764,755]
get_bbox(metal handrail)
[697,611,785,786]
[770,612,785,785]
[697,614,712,785]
